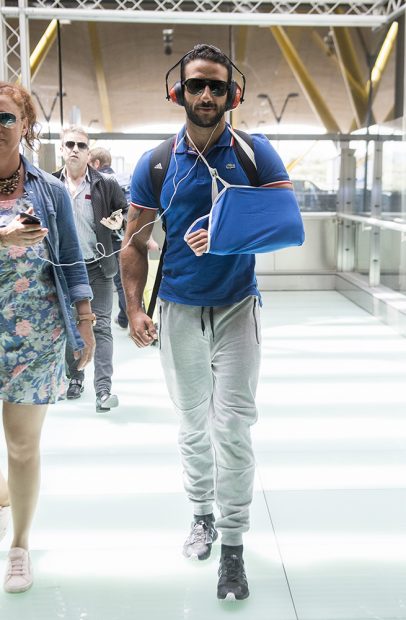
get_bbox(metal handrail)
[336,211,406,233]
[40,132,403,142]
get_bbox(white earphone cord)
[31,123,220,268]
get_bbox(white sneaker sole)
[183,547,213,561]
[4,579,33,594]
[97,394,119,411]
[102,394,119,408]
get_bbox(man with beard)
[121,44,292,600]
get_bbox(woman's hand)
[74,321,96,370]
[185,229,209,256]
[0,212,48,248]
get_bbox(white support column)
[404,14,406,136]
[337,143,356,273]
[18,0,31,89]
[369,141,382,287]
[0,0,7,81]
[400,14,406,292]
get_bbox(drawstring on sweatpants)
[209,307,214,339]
[200,307,205,335]
[200,307,215,339]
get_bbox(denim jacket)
[22,156,92,351]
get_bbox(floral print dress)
[0,196,67,404]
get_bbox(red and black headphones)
[165,44,246,112]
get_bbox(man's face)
[61,131,89,173]
[183,59,229,128]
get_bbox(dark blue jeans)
[66,262,114,395]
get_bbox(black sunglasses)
[182,79,229,97]
[64,140,89,151]
[0,112,18,128]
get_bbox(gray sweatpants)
[158,295,261,546]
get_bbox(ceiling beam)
[0,7,392,28]
[332,27,372,128]
[87,22,113,132]
[270,26,341,133]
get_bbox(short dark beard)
[184,100,226,128]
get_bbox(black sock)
[193,513,215,523]
[221,544,243,558]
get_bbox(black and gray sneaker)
[217,554,249,600]
[96,391,119,413]
[183,516,218,560]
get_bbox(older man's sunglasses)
[64,140,89,151]
[182,79,229,97]
[0,112,18,128]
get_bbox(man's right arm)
[121,205,158,347]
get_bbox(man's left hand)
[185,229,208,256]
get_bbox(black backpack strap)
[149,136,176,216]
[147,238,166,319]
[146,136,175,319]
[232,128,260,187]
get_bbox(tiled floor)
[1,291,406,619]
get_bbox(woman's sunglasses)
[182,79,229,97]
[64,141,89,151]
[0,112,18,128]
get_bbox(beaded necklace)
[0,157,21,196]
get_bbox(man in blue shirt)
[121,44,292,601]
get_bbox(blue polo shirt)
[130,124,289,307]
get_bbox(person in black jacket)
[88,146,129,329]
[54,126,127,412]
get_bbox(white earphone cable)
[30,122,220,268]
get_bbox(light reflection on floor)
[1,291,406,619]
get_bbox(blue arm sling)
[184,128,305,255]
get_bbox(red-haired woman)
[0,82,95,593]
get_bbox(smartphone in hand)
[19,211,41,225]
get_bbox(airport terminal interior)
[1,0,406,618]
